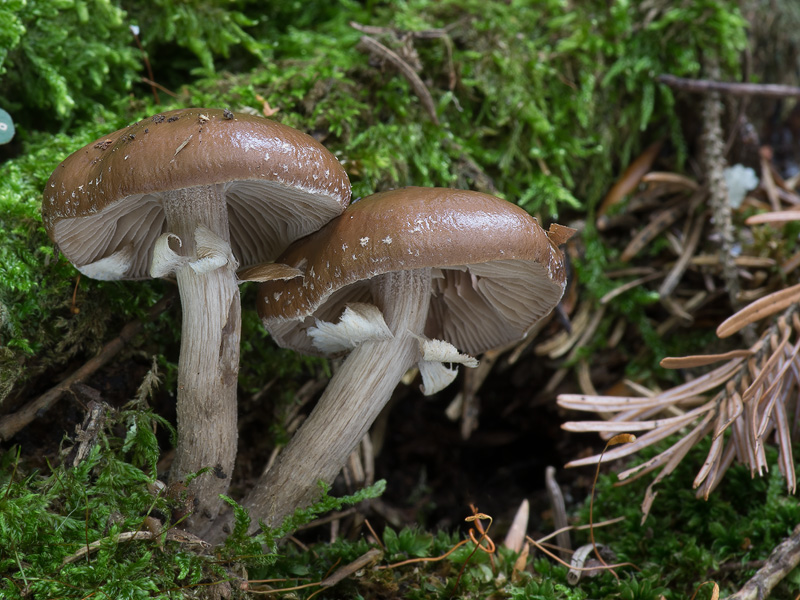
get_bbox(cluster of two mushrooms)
[43,108,574,539]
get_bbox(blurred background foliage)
[0,0,748,404]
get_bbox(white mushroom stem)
[160,184,241,532]
[238,268,433,534]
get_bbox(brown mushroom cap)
[260,187,571,355]
[42,108,350,279]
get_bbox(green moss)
[0,114,164,404]
[123,0,268,77]
[0,408,203,600]
[0,0,138,129]
[569,440,800,598]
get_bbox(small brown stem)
[589,434,637,580]
[454,511,495,592]
[131,27,160,104]
[357,35,439,125]
[140,77,178,99]
[70,274,81,314]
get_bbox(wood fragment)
[62,528,210,566]
[63,399,109,468]
[320,547,383,587]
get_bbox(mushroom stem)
[161,185,241,532]
[237,268,431,536]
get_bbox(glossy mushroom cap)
[42,108,350,280]
[259,186,572,356]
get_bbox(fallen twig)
[140,76,178,99]
[0,293,175,441]
[319,547,383,588]
[658,74,800,98]
[726,524,800,600]
[356,35,439,124]
[62,527,210,565]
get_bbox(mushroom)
[233,186,573,533]
[42,108,350,531]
